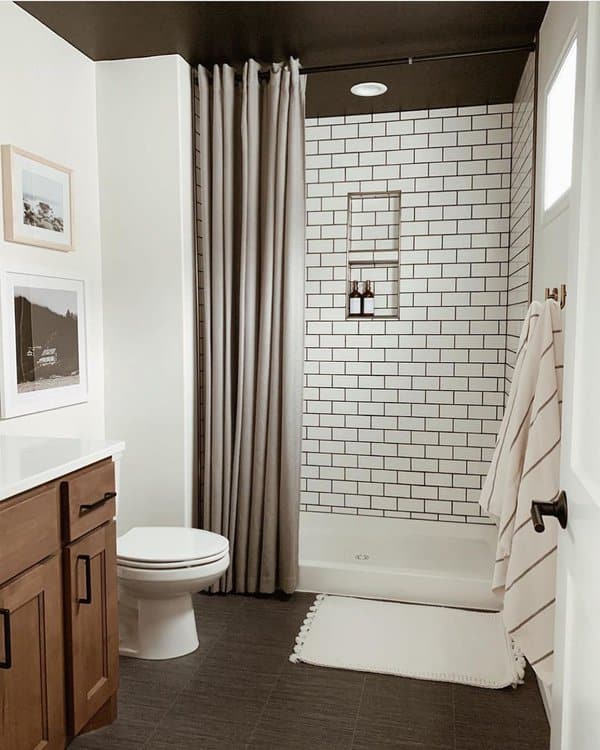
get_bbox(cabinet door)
[0,554,66,750]
[64,521,118,735]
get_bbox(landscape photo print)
[22,168,65,234]
[0,273,87,417]
[1,145,73,251]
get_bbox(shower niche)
[346,190,401,320]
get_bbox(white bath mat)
[290,594,525,689]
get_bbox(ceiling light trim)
[350,81,388,97]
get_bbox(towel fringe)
[289,593,325,663]
[510,638,526,687]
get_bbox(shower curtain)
[196,59,305,594]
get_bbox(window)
[544,39,578,211]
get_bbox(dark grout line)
[349,672,368,750]
[140,605,232,750]
[451,683,458,750]
[244,599,307,748]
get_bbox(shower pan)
[298,513,502,610]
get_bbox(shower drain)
[353,553,370,561]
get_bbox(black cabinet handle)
[79,491,117,514]
[77,555,92,604]
[0,608,12,670]
[531,490,568,533]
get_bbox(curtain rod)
[193,43,536,81]
[299,43,536,76]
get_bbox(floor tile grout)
[139,640,212,748]
[244,647,293,746]
[451,682,457,750]
[140,612,231,750]
[348,672,367,750]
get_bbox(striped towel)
[480,299,563,687]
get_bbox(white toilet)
[116,526,230,660]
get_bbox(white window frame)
[541,31,578,223]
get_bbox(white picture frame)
[1,145,74,252]
[0,272,87,418]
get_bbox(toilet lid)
[117,526,229,565]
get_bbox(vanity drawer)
[61,459,116,542]
[0,484,61,586]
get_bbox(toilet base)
[119,588,199,660]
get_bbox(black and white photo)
[0,273,87,417]
[13,285,80,393]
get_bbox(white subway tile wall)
[506,53,535,394]
[302,103,516,524]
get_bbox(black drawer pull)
[0,608,12,669]
[79,491,117,515]
[77,555,92,605]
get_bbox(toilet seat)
[117,526,229,570]
[118,549,227,570]
[118,552,230,584]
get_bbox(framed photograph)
[1,145,73,252]
[0,272,87,418]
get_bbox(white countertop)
[0,434,125,501]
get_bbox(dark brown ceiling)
[18,1,547,117]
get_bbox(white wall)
[96,56,195,534]
[533,2,584,299]
[0,2,105,438]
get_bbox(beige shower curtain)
[197,59,305,594]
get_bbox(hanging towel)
[480,299,563,687]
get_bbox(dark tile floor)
[70,592,550,750]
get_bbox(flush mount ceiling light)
[350,81,388,97]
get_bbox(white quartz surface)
[0,434,125,501]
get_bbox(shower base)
[298,512,502,611]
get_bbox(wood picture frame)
[1,145,74,252]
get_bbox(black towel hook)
[531,490,568,533]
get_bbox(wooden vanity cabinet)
[64,521,119,735]
[0,458,119,750]
[0,554,66,750]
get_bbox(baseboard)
[537,675,552,723]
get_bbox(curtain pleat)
[197,58,305,594]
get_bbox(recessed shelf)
[346,190,401,321]
[348,259,399,268]
[348,314,399,320]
